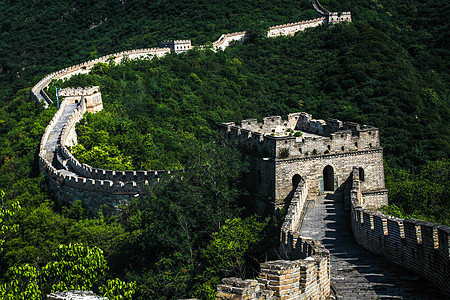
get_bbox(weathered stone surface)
[300,193,444,299]
[219,112,387,210]
[47,290,107,300]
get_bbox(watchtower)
[161,40,192,53]
[59,86,103,113]
[219,112,387,210]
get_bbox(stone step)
[299,193,442,299]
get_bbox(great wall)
[31,0,449,299]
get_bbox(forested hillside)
[0,0,448,299]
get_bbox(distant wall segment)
[31,48,170,108]
[38,87,159,213]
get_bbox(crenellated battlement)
[267,17,326,37]
[37,87,183,213]
[33,4,352,214]
[350,168,450,299]
[58,86,100,97]
[219,175,331,300]
[220,112,381,160]
[328,11,352,24]
[161,40,193,53]
[31,47,171,108]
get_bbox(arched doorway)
[323,165,334,191]
[292,174,302,188]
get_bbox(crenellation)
[350,168,450,298]
[221,167,330,299]
[221,113,386,208]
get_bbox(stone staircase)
[299,194,443,299]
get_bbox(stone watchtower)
[59,86,103,114]
[219,112,388,210]
[161,40,192,53]
[57,86,103,147]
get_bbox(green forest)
[0,0,449,299]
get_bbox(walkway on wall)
[299,194,443,299]
[43,103,79,171]
[310,0,329,16]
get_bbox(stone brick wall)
[275,149,386,206]
[350,168,450,299]
[161,40,192,53]
[38,86,184,212]
[47,290,107,300]
[328,12,352,24]
[220,113,387,208]
[212,31,248,51]
[309,0,352,24]
[211,17,328,51]
[31,47,170,107]
[217,173,331,300]
[267,18,326,37]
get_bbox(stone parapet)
[47,290,107,300]
[281,180,308,234]
[219,112,380,160]
[212,31,247,51]
[217,278,272,300]
[350,168,450,299]
[218,177,331,299]
[31,47,170,106]
[267,18,326,37]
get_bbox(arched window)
[292,174,302,188]
[323,165,334,191]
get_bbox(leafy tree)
[99,278,136,300]
[383,159,450,225]
[0,190,20,252]
[0,264,40,300]
[203,216,266,279]
[0,243,136,300]
[42,243,108,292]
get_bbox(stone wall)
[37,86,183,212]
[217,177,331,300]
[33,12,349,212]
[217,255,329,300]
[220,113,387,208]
[350,168,450,299]
[275,149,386,208]
[328,12,352,24]
[267,18,326,37]
[47,291,107,300]
[212,31,248,51]
[161,40,193,53]
[220,112,381,160]
[211,17,327,51]
[31,47,170,107]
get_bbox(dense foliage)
[0,243,136,300]
[0,0,448,299]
